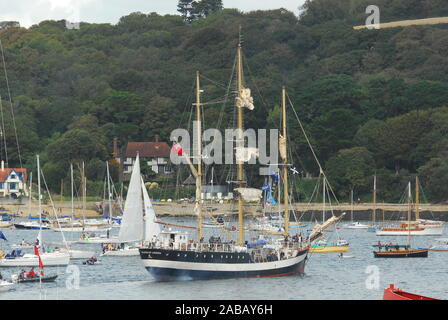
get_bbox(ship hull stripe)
[143,257,306,281]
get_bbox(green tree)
[326,147,376,197]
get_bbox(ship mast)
[281,87,290,236]
[372,175,377,225]
[415,176,420,221]
[407,181,412,248]
[236,37,245,246]
[195,71,203,241]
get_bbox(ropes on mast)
[0,39,22,169]
[0,95,8,166]
[286,91,340,205]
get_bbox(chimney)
[155,135,160,143]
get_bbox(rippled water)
[1,217,447,300]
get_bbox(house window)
[10,174,16,179]
[0,183,3,190]
[9,182,17,190]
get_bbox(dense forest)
[0,0,448,203]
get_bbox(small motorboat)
[82,257,101,265]
[0,280,14,292]
[101,246,139,256]
[310,239,350,253]
[383,284,438,300]
[14,221,50,230]
[338,253,355,258]
[11,273,58,284]
[344,222,369,229]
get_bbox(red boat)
[383,284,439,300]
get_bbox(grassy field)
[354,16,448,29]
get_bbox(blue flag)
[0,231,7,241]
[262,183,271,191]
[270,172,279,184]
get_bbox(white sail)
[141,177,160,242]
[235,147,259,162]
[118,154,143,243]
[235,88,255,110]
[234,188,262,202]
[279,134,287,161]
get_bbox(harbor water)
[0,217,447,300]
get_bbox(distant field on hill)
[354,16,448,29]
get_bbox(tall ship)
[138,39,311,281]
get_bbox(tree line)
[0,0,447,202]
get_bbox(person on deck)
[377,241,382,251]
[27,267,36,278]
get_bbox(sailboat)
[376,178,443,236]
[45,164,95,259]
[373,182,429,258]
[101,154,160,256]
[367,175,378,232]
[309,176,349,253]
[0,156,71,267]
[138,38,311,280]
[51,163,110,233]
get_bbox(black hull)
[16,275,58,283]
[374,250,429,258]
[140,247,308,281]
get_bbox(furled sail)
[118,154,144,243]
[235,88,255,110]
[279,134,287,161]
[235,147,259,162]
[234,188,263,202]
[309,212,346,242]
[142,177,160,242]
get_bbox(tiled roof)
[0,168,27,183]
[124,142,171,158]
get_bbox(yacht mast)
[415,176,420,221]
[350,189,353,222]
[236,38,245,246]
[281,87,289,236]
[106,161,112,224]
[37,155,42,248]
[195,71,203,241]
[322,176,326,224]
[28,172,33,217]
[407,181,412,247]
[373,175,377,225]
[70,163,74,220]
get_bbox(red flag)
[34,245,44,274]
[171,143,183,156]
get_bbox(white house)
[0,162,27,199]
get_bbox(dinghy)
[0,280,14,292]
[11,273,57,284]
[383,284,438,300]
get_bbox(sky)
[0,0,306,28]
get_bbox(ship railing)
[146,241,308,253]
[148,242,240,253]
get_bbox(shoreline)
[2,201,448,221]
